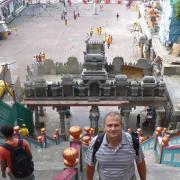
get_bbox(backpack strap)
[92,133,105,163]
[18,139,23,148]
[131,132,139,156]
[1,143,14,153]
[1,139,23,152]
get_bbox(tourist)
[85,112,146,180]
[0,124,34,179]
[137,114,141,128]
[116,13,119,20]
[20,124,29,137]
[107,38,111,48]
[90,28,93,37]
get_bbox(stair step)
[34,169,63,180]
[34,161,64,171]
[145,163,180,180]
[143,149,157,164]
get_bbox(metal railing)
[141,136,155,151]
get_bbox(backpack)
[1,139,34,178]
[92,132,139,163]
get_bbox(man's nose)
[111,125,116,130]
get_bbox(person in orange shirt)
[107,38,111,48]
[99,26,102,35]
[0,125,34,179]
[96,27,99,35]
[109,34,112,44]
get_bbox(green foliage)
[174,1,180,18]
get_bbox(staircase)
[142,149,180,180]
[30,135,180,180]
[32,141,69,180]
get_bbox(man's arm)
[23,140,32,159]
[136,159,146,180]
[86,164,95,180]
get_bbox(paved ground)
[0,2,139,83]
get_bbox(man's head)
[104,112,123,140]
[0,124,14,138]
[22,124,26,127]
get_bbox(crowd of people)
[61,4,80,26]
[88,26,113,48]
[33,52,46,63]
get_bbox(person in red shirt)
[0,124,34,179]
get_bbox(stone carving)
[24,38,166,98]
[141,76,156,96]
[38,59,56,75]
[112,56,124,74]
[33,78,47,97]
[64,57,82,74]
[130,81,139,97]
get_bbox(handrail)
[141,136,155,151]
[161,146,180,167]
[164,145,180,150]
[154,133,180,167]
[53,168,77,180]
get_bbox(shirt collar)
[103,131,128,146]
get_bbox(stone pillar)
[120,107,131,131]
[89,106,100,135]
[155,107,165,127]
[155,113,161,127]
[34,106,40,128]
[150,47,155,62]
[88,88,90,97]
[39,106,46,128]
[39,106,45,116]
[58,108,66,138]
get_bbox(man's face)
[104,115,122,140]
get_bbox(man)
[85,112,146,180]
[116,13,119,20]
[0,124,34,180]
[137,114,141,128]
[20,124,29,137]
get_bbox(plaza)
[0,2,139,83]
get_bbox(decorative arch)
[88,80,101,96]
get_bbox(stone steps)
[135,149,180,180]
[32,141,69,179]
[31,141,180,180]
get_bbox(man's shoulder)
[0,145,7,153]
[22,139,30,147]
[124,131,132,139]
[90,135,98,145]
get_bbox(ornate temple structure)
[24,36,168,135]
